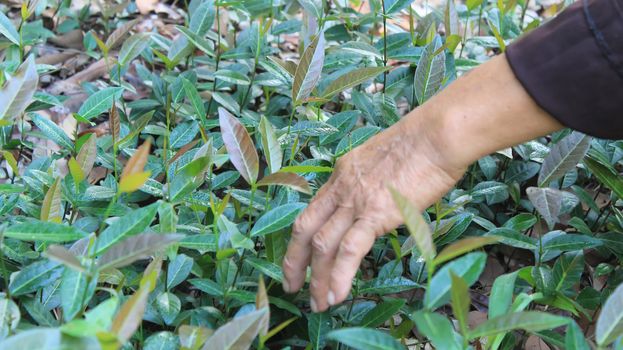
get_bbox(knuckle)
[311,234,328,255]
[339,237,360,257]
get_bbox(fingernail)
[327,290,336,305]
[283,279,290,293]
[310,297,318,312]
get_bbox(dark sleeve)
[505,0,623,139]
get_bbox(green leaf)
[167,254,193,290]
[258,116,282,173]
[156,292,181,326]
[279,165,333,173]
[584,155,623,199]
[543,234,602,252]
[183,78,207,125]
[97,233,183,271]
[326,327,404,350]
[321,66,390,99]
[203,308,268,350]
[251,203,306,237]
[61,267,95,321]
[335,126,381,156]
[4,221,87,242]
[538,131,591,186]
[76,134,97,178]
[111,277,152,343]
[175,25,215,57]
[0,55,38,122]
[434,236,499,265]
[489,271,517,319]
[359,299,405,328]
[0,295,20,339]
[565,321,590,350]
[468,311,569,339]
[189,0,216,35]
[95,202,159,254]
[502,213,537,231]
[320,111,359,145]
[214,69,251,85]
[31,113,74,151]
[170,121,200,149]
[414,36,445,105]
[119,32,152,65]
[425,252,486,310]
[450,272,469,336]
[40,177,62,223]
[308,312,332,350]
[9,260,62,296]
[411,311,462,350]
[389,188,435,263]
[384,0,415,14]
[77,87,124,120]
[486,227,537,250]
[0,11,19,45]
[359,276,419,295]
[292,32,325,104]
[596,283,623,346]
[219,107,259,185]
[244,257,284,282]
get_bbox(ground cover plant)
[0,0,622,349]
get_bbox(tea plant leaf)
[105,18,139,49]
[411,311,462,350]
[202,308,268,350]
[257,172,311,194]
[526,187,563,230]
[175,25,215,57]
[97,233,183,271]
[584,155,623,199]
[179,325,213,350]
[425,252,486,310]
[258,116,282,173]
[40,177,62,223]
[9,260,62,296]
[167,254,193,290]
[0,295,20,338]
[389,188,435,264]
[383,0,415,14]
[414,37,445,105]
[120,139,151,182]
[553,251,584,293]
[77,87,124,120]
[292,32,325,104]
[433,236,499,266]
[359,299,405,328]
[45,245,84,272]
[95,202,159,254]
[335,126,380,156]
[450,272,469,336]
[111,277,152,344]
[489,272,518,319]
[565,321,590,350]
[119,171,151,193]
[308,311,332,350]
[0,11,19,45]
[468,311,569,339]
[256,277,270,336]
[156,292,181,325]
[486,227,537,250]
[4,221,87,242]
[76,134,97,178]
[543,234,602,252]
[359,276,419,295]
[60,267,94,321]
[279,165,333,173]
[215,69,251,85]
[31,113,74,151]
[251,203,307,237]
[538,131,591,186]
[218,107,259,185]
[183,78,207,125]
[326,327,404,350]
[189,0,216,36]
[596,283,623,346]
[119,33,152,66]
[0,55,38,122]
[321,66,390,99]
[444,0,460,37]
[320,111,359,145]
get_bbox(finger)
[327,219,378,306]
[283,181,337,292]
[309,207,354,312]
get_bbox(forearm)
[401,54,564,171]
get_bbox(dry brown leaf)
[524,335,551,349]
[49,29,84,49]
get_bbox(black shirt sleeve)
[506,0,623,139]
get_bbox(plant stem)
[380,0,388,94]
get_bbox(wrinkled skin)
[281,112,467,312]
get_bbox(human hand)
[281,110,466,312]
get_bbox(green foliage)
[0,0,622,349]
